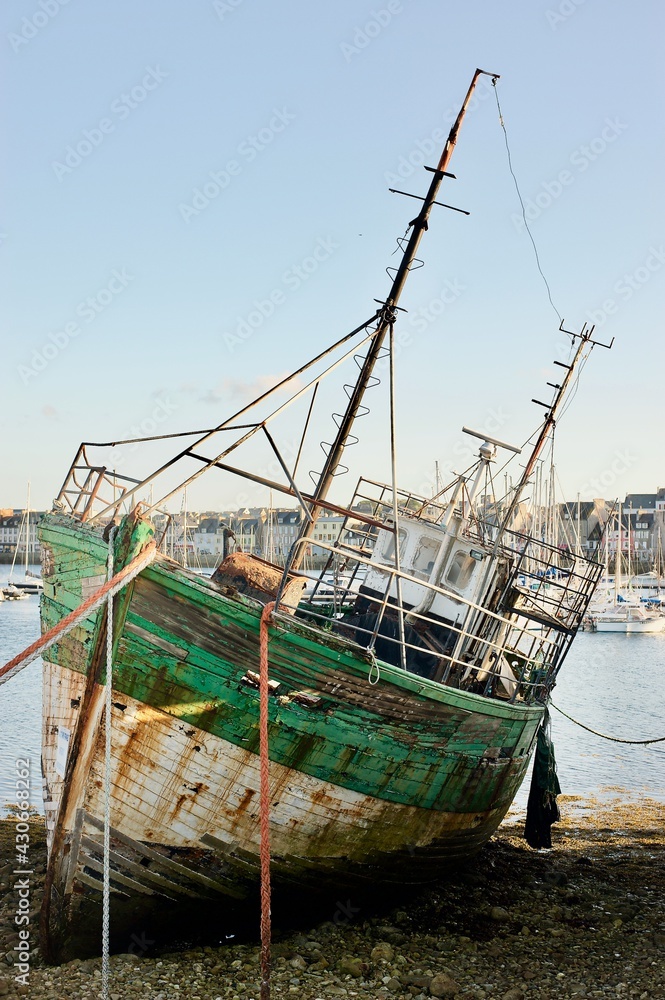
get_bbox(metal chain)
[101,526,116,1000]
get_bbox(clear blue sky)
[2,0,664,514]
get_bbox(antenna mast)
[498,322,612,539]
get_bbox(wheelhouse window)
[381,527,407,564]
[412,536,442,580]
[446,550,476,590]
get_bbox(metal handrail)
[276,535,582,703]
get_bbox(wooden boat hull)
[39,512,543,961]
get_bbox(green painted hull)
[39,511,543,960]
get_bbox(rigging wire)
[492,79,563,326]
[557,349,591,422]
[492,422,546,493]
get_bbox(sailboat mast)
[183,488,188,570]
[289,68,498,570]
[576,491,581,556]
[627,504,632,584]
[25,483,30,576]
[615,503,622,602]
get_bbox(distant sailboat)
[590,604,665,633]
[7,483,43,596]
[589,505,665,632]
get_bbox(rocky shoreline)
[1,795,663,999]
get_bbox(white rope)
[368,652,381,686]
[101,527,116,1000]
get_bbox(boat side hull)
[44,671,530,960]
[39,513,543,960]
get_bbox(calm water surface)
[0,567,43,812]
[1,578,663,812]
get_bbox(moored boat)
[8,577,44,596]
[2,584,28,601]
[589,605,665,633]
[6,485,43,595]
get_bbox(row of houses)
[153,506,371,565]
[557,489,665,566]
[0,509,43,556]
[2,487,664,568]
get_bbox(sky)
[1,0,664,515]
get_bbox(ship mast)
[290,68,498,570]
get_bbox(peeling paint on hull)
[39,513,543,961]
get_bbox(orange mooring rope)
[258,601,275,1000]
[0,541,157,685]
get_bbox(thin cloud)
[199,373,304,405]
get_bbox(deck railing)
[54,446,142,523]
[276,534,601,705]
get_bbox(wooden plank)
[78,854,161,896]
[79,835,193,898]
[76,870,127,897]
[83,812,245,898]
[125,620,189,660]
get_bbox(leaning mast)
[290,68,499,569]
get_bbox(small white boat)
[8,576,44,595]
[2,585,29,601]
[301,571,364,605]
[590,605,665,633]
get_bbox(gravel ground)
[1,794,663,999]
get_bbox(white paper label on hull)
[55,726,71,778]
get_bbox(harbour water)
[1,577,664,813]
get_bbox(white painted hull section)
[593,617,665,633]
[75,686,499,864]
[42,660,86,850]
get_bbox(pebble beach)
[1,795,663,1000]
